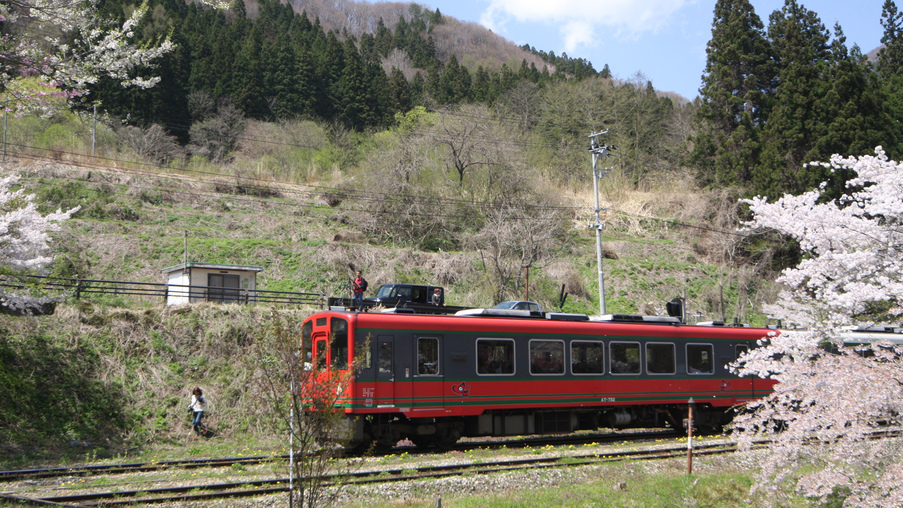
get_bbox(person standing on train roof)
[431,287,442,306]
[352,270,367,311]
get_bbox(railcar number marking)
[601,397,616,402]
[362,388,375,407]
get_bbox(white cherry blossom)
[0,0,178,106]
[735,148,903,507]
[0,172,78,312]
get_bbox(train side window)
[354,336,372,370]
[476,339,515,375]
[301,321,313,371]
[610,342,641,374]
[735,344,749,360]
[330,317,349,370]
[571,341,604,374]
[529,340,564,375]
[687,344,714,374]
[646,342,675,374]
[417,337,439,375]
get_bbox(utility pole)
[92,104,97,156]
[588,131,614,315]
[3,94,8,162]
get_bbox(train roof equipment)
[840,325,903,346]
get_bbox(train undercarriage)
[347,403,732,451]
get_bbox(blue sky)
[407,0,886,100]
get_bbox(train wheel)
[433,425,461,450]
[409,436,434,449]
[344,440,373,455]
[373,437,397,453]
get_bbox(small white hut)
[161,262,263,305]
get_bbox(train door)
[376,336,395,407]
[413,335,443,410]
[729,343,755,400]
[312,332,328,370]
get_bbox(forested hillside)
[5,0,903,313]
[64,0,903,203]
[82,0,592,142]
[7,0,903,463]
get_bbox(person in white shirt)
[188,387,207,436]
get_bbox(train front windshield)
[301,314,350,371]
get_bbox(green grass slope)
[0,156,780,462]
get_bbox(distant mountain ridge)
[248,0,703,100]
[245,0,552,73]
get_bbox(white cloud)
[481,0,690,49]
[561,20,595,53]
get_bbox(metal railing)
[0,274,325,307]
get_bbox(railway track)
[0,429,681,484]
[1,439,745,506]
[0,455,281,482]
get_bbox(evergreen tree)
[210,17,246,101]
[607,79,671,185]
[313,30,344,119]
[410,71,425,106]
[878,0,903,157]
[294,9,314,40]
[187,30,215,92]
[294,46,319,118]
[879,0,903,77]
[394,16,411,48]
[471,65,492,103]
[692,0,774,188]
[600,64,612,79]
[414,35,438,68]
[806,25,887,198]
[232,24,268,118]
[267,37,304,118]
[439,54,470,104]
[336,37,386,129]
[337,37,367,128]
[374,18,394,57]
[366,60,392,126]
[359,33,379,66]
[425,63,442,104]
[496,63,517,95]
[755,0,830,198]
[388,68,411,115]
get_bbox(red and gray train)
[299,307,777,450]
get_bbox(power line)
[3,146,752,236]
[2,143,574,212]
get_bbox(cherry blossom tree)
[0,0,227,113]
[733,147,903,507]
[0,172,78,313]
[1,0,171,87]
